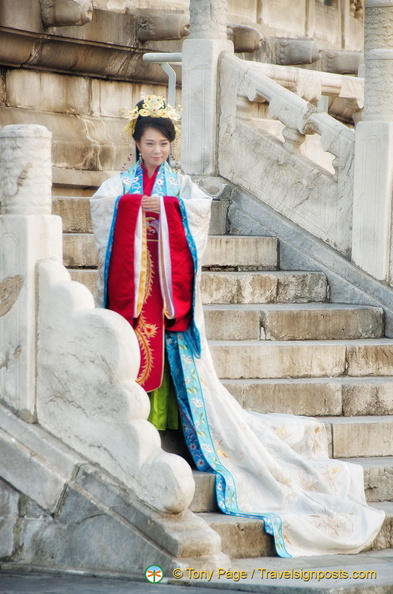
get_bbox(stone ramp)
[0,404,229,576]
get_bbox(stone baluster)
[354,0,365,20]
[0,125,62,421]
[352,1,393,282]
[181,0,234,174]
[282,126,307,154]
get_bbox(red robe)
[106,167,194,392]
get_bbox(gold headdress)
[123,95,182,137]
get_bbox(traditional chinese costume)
[90,160,385,558]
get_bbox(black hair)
[132,102,176,162]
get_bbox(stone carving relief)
[227,25,262,53]
[189,0,228,39]
[0,276,23,318]
[135,10,190,42]
[40,0,93,27]
[0,125,52,215]
[323,50,363,74]
[350,0,364,20]
[275,39,322,66]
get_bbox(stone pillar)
[352,0,393,281]
[181,0,233,175]
[305,0,316,39]
[0,125,62,421]
[341,0,351,50]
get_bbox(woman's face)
[136,126,171,173]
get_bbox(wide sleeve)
[178,173,212,262]
[90,174,124,306]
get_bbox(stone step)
[223,377,393,417]
[68,268,328,306]
[190,471,219,513]
[201,271,327,304]
[69,268,97,297]
[54,197,229,235]
[191,457,393,513]
[347,342,393,376]
[63,233,97,268]
[203,236,278,270]
[369,502,393,551]
[198,512,275,559]
[204,305,261,340]
[209,339,393,380]
[63,234,280,272]
[212,339,334,380]
[204,303,383,341]
[323,416,393,459]
[340,457,393,503]
[198,502,393,559]
[53,196,92,234]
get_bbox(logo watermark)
[145,565,164,583]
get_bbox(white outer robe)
[90,169,385,557]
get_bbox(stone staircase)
[55,189,393,564]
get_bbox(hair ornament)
[123,95,182,136]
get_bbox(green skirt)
[147,358,179,430]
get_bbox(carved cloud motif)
[0,275,24,317]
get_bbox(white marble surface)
[353,121,393,280]
[352,1,393,282]
[181,38,233,175]
[218,53,354,254]
[0,216,62,419]
[0,124,52,215]
[189,0,228,39]
[37,260,195,514]
[0,124,61,420]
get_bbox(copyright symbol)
[172,568,183,579]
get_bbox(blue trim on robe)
[103,161,201,356]
[165,331,291,558]
[103,195,121,307]
[102,160,290,558]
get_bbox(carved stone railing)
[0,124,194,515]
[218,52,356,255]
[246,61,364,122]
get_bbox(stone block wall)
[0,1,186,180]
[0,69,171,175]
[0,0,364,181]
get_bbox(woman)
[91,96,210,430]
[91,95,384,558]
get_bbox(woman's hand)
[141,195,160,212]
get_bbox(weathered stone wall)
[0,0,185,184]
[0,0,364,182]
[0,406,226,574]
[0,69,171,178]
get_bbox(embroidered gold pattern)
[135,312,158,385]
[135,240,159,385]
